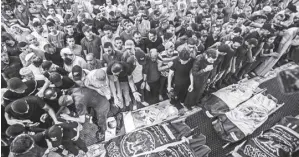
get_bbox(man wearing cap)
[102,42,123,66]
[49,72,75,90]
[1,51,22,81]
[107,61,142,110]
[60,47,87,73]
[81,26,103,59]
[68,65,90,87]
[3,77,50,106]
[4,95,60,127]
[45,122,88,156]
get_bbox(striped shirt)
[48,31,65,49]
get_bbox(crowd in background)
[1,0,299,156]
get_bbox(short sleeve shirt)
[5,96,46,122]
[107,62,133,82]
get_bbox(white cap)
[263,6,272,12]
[25,53,35,62]
[60,47,73,56]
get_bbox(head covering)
[58,95,69,106]
[6,124,25,137]
[11,99,28,114]
[262,23,275,33]
[25,53,35,62]
[7,78,28,93]
[41,61,53,70]
[60,47,73,56]
[49,72,63,87]
[135,52,146,65]
[10,134,35,154]
[19,67,33,76]
[72,65,83,81]
[263,6,272,12]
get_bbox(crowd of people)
[1,0,299,156]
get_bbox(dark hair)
[187,38,197,45]
[18,42,28,48]
[103,25,113,31]
[232,36,244,44]
[185,30,194,38]
[32,21,42,28]
[149,29,157,36]
[114,37,123,42]
[43,43,54,50]
[133,31,141,36]
[179,48,190,61]
[65,35,75,40]
[104,42,113,48]
[10,135,34,154]
[231,14,239,19]
[47,6,55,11]
[127,3,134,8]
[15,3,23,7]
[164,33,173,40]
[111,62,123,73]
[46,22,55,27]
[203,15,211,19]
[233,27,242,33]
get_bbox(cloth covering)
[230,116,299,157]
[213,93,283,143]
[204,79,260,116]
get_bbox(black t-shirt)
[3,80,45,106]
[107,61,133,82]
[145,37,165,52]
[134,39,147,53]
[57,76,75,89]
[5,96,46,123]
[218,44,236,69]
[64,31,84,45]
[1,56,23,79]
[45,48,64,67]
[170,58,195,86]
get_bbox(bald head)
[150,48,158,61]
[26,34,39,46]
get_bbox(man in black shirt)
[44,44,64,67]
[133,31,147,53]
[4,96,59,128]
[49,72,75,90]
[144,29,164,53]
[3,77,50,106]
[1,51,22,80]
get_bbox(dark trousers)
[147,80,160,104]
[63,138,88,156]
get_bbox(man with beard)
[64,22,84,45]
[114,37,125,52]
[1,51,22,81]
[120,20,135,42]
[1,36,20,57]
[85,53,103,71]
[25,53,47,81]
[80,26,102,59]
[133,31,147,53]
[102,42,122,66]
[101,25,118,47]
[41,61,68,78]
[60,48,87,73]
[44,44,64,67]
[145,29,164,53]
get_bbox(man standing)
[80,26,103,59]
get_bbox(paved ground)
[185,77,299,157]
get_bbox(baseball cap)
[95,69,106,81]
[11,99,28,114]
[49,72,63,87]
[41,61,53,70]
[72,65,83,81]
[19,67,33,76]
[6,124,25,137]
[25,53,35,62]
[7,78,28,93]
[135,51,146,65]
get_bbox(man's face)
[133,34,141,43]
[203,8,209,13]
[48,9,55,15]
[5,10,13,16]
[150,50,158,61]
[188,44,196,52]
[226,25,233,33]
[1,53,9,63]
[166,26,175,35]
[104,46,113,55]
[84,31,93,40]
[148,33,156,41]
[125,23,132,31]
[232,42,241,50]
[17,5,24,12]
[66,9,72,14]
[166,44,175,53]
[205,54,217,63]
[78,6,84,12]
[67,38,75,47]
[115,40,123,49]
[35,25,43,33]
[238,0,245,8]
[205,18,212,26]
[229,18,237,24]
[244,7,252,17]
[106,0,112,6]
[48,26,56,34]
[216,19,224,26]
[237,17,245,24]
[86,56,95,65]
[28,36,39,46]
[30,3,36,8]
[231,0,237,6]
[104,30,112,37]
[21,45,32,53]
[128,6,134,12]
[268,36,275,43]
[199,1,206,7]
